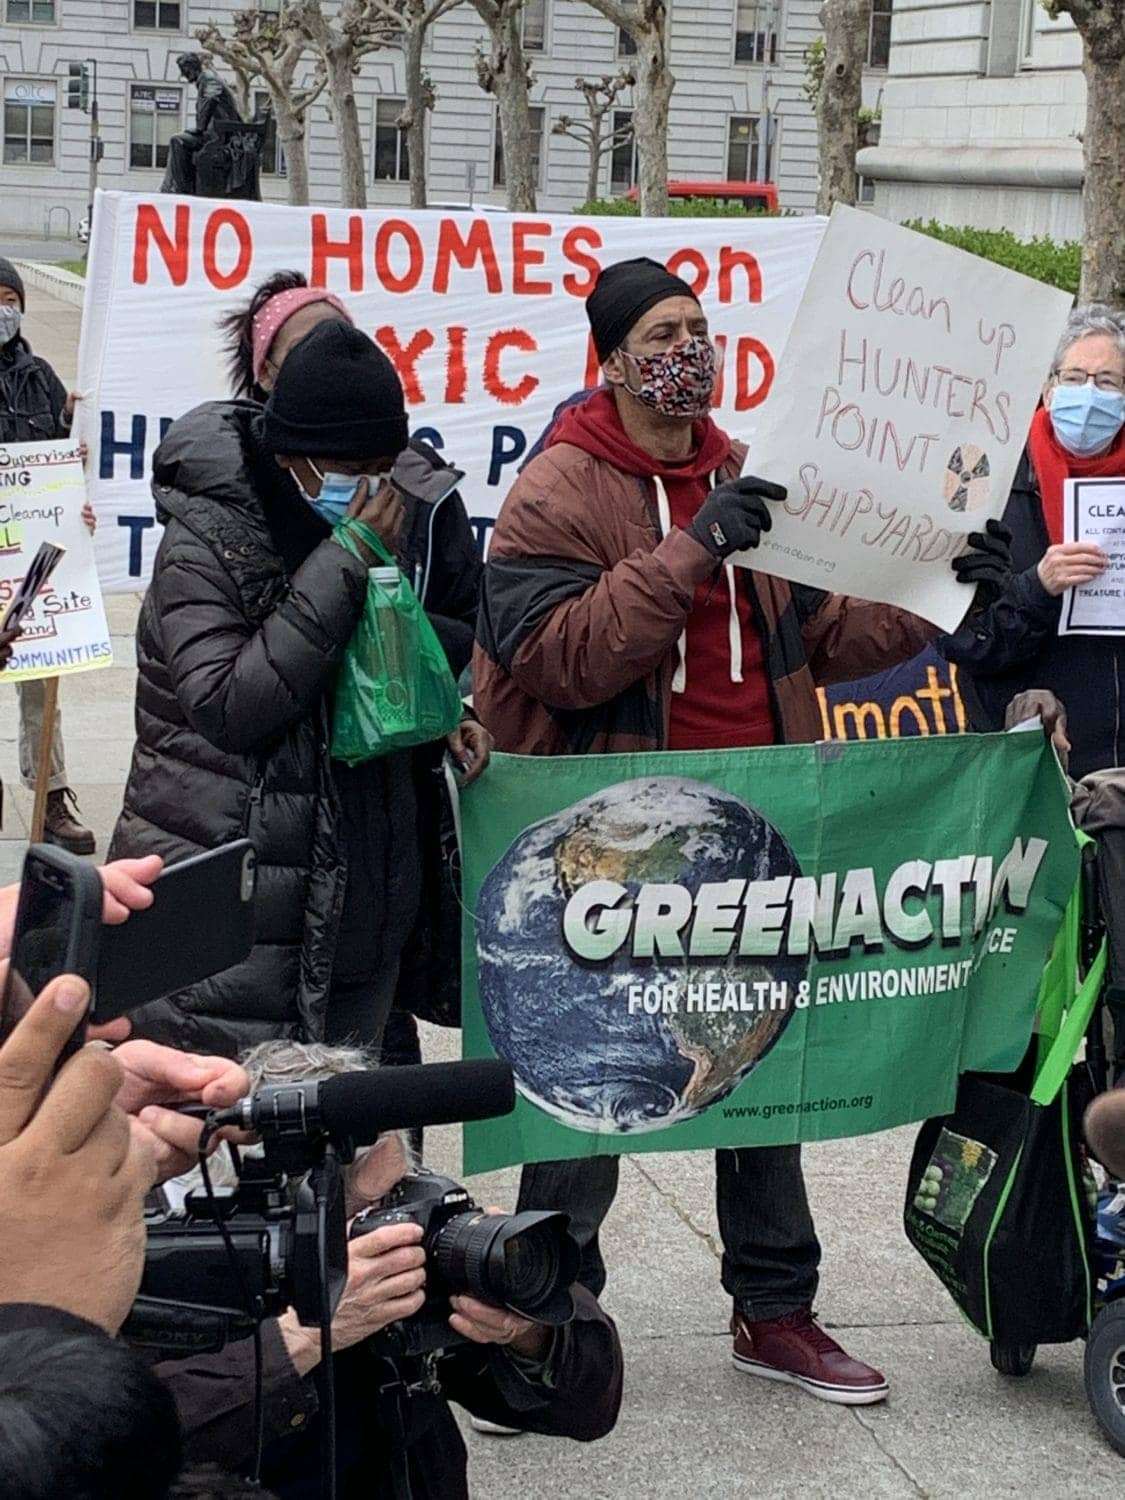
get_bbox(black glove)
[951,518,1013,606]
[686,475,788,561]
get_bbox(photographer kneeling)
[154,1043,624,1498]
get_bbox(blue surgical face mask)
[298,462,361,526]
[1049,381,1125,457]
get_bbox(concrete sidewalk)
[0,281,1119,1499]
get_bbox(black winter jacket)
[110,401,374,1053]
[0,334,68,443]
[942,446,1125,779]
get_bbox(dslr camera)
[350,1169,580,1358]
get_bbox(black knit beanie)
[586,256,700,363]
[261,320,408,460]
[0,257,26,311]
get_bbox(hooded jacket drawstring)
[652,474,688,693]
[653,473,742,692]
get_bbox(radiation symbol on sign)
[943,445,992,512]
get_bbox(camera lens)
[431,1211,577,1320]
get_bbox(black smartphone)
[0,845,103,1072]
[1,541,67,634]
[93,841,258,1022]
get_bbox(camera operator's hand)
[449,1295,550,1361]
[111,1042,251,1183]
[277,1221,427,1375]
[686,476,787,561]
[0,971,157,1332]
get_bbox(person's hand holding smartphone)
[0,848,103,1076]
[0,969,157,1332]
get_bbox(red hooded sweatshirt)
[547,389,776,751]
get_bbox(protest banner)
[742,205,1074,632]
[819,644,967,741]
[77,190,825,592]
[0,440,112,682]
[459,732,1075,1173]
[1060,476,1125,636]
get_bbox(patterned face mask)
[620,335,718,420]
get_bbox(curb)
[12,259,86,310]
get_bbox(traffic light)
[67,61,91,112]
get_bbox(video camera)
[122,1060,578,1362]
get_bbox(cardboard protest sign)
[0,441,112,683]
[78,191,825,592]
[742,206,1073,631]
[458,732,1076,1173]
[1060,477,1125,636]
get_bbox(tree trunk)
[1077,40,1125,303]
[476,5,536,212]
[273,98,310,205]
[404,26,429,210]
[816,0,870,215]
[328,50,368,208]
[633,20,673,216]
[585,119,603,204]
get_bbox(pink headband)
[251,287,353,386]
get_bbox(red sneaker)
[731,1308,889,1406]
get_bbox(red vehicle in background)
[624,180,779,213]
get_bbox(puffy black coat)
[109,401,371,1053]
[0,335,68,443]
[943,446,1125,779]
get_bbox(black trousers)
[517,1146,821,1320]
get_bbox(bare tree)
[469,0,537,211]
[552,71,635,205]
[196,9,327,205]
[815,0,871,214]
[573,1,673,216]
[1044,0,1125,302]
[364,0,465,209]
[290,0,399,207]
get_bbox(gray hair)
[240,1039,375,1089]
[172,1039,413,1197]
[1051,303,1125,374]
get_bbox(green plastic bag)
[330,517,463,765]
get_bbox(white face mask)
[0,305,21,345]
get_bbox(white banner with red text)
[76,190,826,592]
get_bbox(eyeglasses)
[1054,367,1125,395]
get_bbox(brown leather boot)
[44,788,96,856]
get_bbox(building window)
[133,0,182,29]
[735,1,778,64]
[867,0,892,67]
[617,27,637,56]
[3,78,56,165]
[523,0,547,50]
[858,174,875,204]
[609,107,637,194]
[258,0,281,11]
[727,115,763,180]
[129,84,182,170]
[5,0,56,24]
[373,96,409,182]
[254,90,285,176]
[493,104,544,190]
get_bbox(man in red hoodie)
[474,257,1010,1405]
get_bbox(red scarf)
[1027,405,1125,544]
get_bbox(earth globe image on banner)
[476,777,807,1134]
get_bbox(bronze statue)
[161,52,265,200]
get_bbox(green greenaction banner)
[458,733,1078,1174]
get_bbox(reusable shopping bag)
[330,517,463,765]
